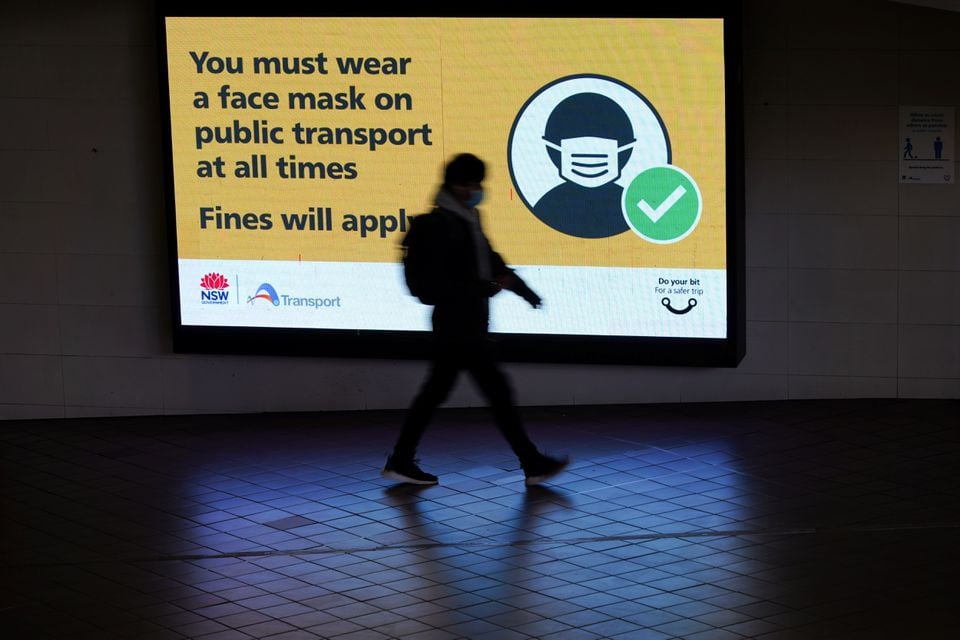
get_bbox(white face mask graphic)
[544,136,635,188]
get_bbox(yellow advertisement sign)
[165,17,726,268]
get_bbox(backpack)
[401,212,441,305]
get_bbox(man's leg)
[468,343,570,485]
[391,356,459,461]
[466,344,540,464]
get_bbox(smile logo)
[662,297,698,315]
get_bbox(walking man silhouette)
[383,153,569,486]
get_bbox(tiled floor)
[1,398,958,639]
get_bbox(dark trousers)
[392,335,540,465]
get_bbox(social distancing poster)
[164,16,729,338]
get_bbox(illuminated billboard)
[158,5,744,365]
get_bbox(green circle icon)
[622,165,702,244]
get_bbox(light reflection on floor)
[2,399,958,639]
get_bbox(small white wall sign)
[900,106,954,183]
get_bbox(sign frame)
[156,2,746,367]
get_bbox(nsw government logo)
[200,273,230,304]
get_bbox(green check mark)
[622,165,702,244]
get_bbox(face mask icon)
[543,136,635,188]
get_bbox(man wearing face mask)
[534,92,636,239]
[383,153,569,486]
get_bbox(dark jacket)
[403,204,511,339]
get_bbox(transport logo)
[248,282,281,306]
[246,281,342,309]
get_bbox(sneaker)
[523,454,569,486]
[381,456,439,485]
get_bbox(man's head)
[444,153,486,206]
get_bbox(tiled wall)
[0,0,957,419]
[742,0,959,401]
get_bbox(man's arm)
[492,268,542,309]
[487,248,542,308]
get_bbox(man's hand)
[498,274,542,309]
[521,288,542,309]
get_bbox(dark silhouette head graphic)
[532,92,637,238]
[543,93,636,188]
[508,74,671,240]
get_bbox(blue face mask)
[464,188,484,208]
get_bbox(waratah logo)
[200,273,230,304]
